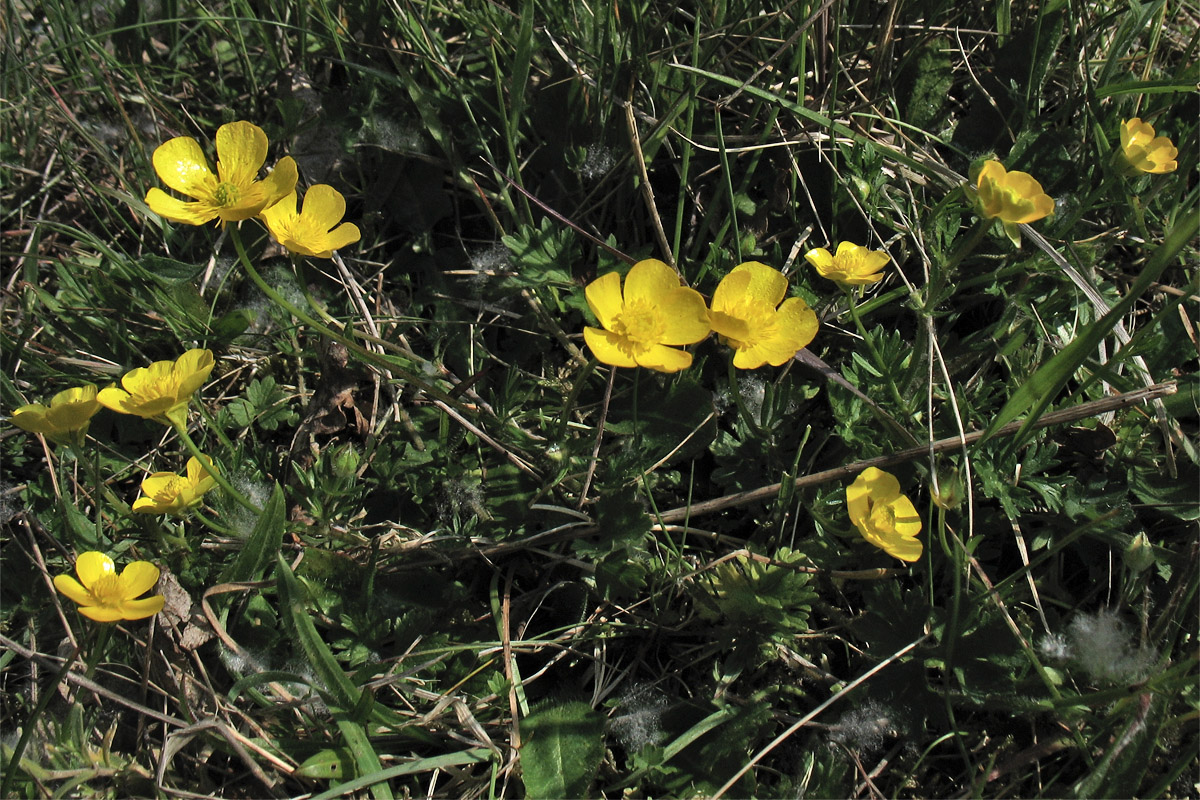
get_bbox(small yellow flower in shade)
[259,185,361,258]
[803,242,889,287]
[846,467,923,562]
[1120,118,1178,174]
[53,551,165,622]
[708,262,818,369]
[97,349,215,430]
[973,160,1055,246]
[10,385,100,446]
[145,121,298,226]
[583,259,711,373]
[132,455,218,515]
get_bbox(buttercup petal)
[636,343,693,373]
[583,327,638,368]
[118,561,161,598]
[215,121,268,186]
[891,495,923,538]
[76,551,115,587]
[710,268,752,315]
[11,404,54,435]
[881,534,923,562]
[146,188,220,226]
[53,574,95,607]
[775,298,818,351]
[656,288,711,345]
[259,189,298,230]
[302,184,348,228]
[623,259,683,306]
[803,248,834,273]
[259,157,299,210]
[152,136,215,197]
[120,595,166,620]
[323,223,362,254]
[175,349,216,396]
[585,271,625,330]
[728,262,787,307]
[79,605,127,622]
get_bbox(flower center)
[214,182,240,207]
[869,502,897,534]
[89,573,124,606]
[615,300,666,349]
[154,475,188,502]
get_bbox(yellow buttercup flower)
[132,455,218,515]
[973,160,1055,245]
[145,121,298,226]
[708,262,818,369]
[583,259,711,373]
[10,385,100,446]
[1120,118,1178,174]
[803,242,889,286]
[97,349,215,429]
[259,185,361,258]
[53,551,165,622]
[846,467,922,562]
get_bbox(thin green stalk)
[173,424,260,515]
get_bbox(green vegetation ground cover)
[1,0,1197,797]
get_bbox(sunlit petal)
[153,136,215,197]
[120,595,166,620]
[53,574,95,607]
[623,259,682,306]
[583,327,638,368]
[636,343,693,373]
[215,121,268,185]
[118,561,161,598]
[146,188,220,226]
[585,271,625,330]
[656,288,711,345]
[76,551,115,586]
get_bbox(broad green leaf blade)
[276,553,393,800]
[219,482,285,584]
[979,206,1198,447]
[520,700,605,799]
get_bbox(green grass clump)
[2,0,1197,797]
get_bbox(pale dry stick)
[158,718,284,793]
[639,410,717,480]
[625,101,674,269]
[711,633,931,800]
[332,250,390,433]
[578,367,616,510]
[654,382,1177,524]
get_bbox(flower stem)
[226,226,453,405]
[727,355,763,438]
[173,425,261,515]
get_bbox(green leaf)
[139,254,205,284]
[980,206,1198,447]
[276,553,393,800]
[298,748,356,780]
[219,483,285,584]
[520,699,605,799]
